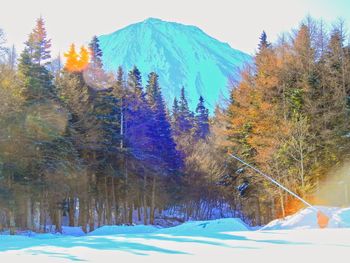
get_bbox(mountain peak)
[143,17,163,23]
[99,19,251,113]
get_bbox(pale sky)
[1,0,350,57]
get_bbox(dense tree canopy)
[1,16,350,233]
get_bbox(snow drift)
[88,225,160,236]
[156,218,249,236]
[261,206,350,230]
[2,215,350,262]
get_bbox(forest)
[0,16,350,234]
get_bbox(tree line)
[214,17,350,225]
[0,18,218,234]
[1,16,349,232]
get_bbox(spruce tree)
[64,44,79,72]
[177,86,194,134]
[146,72,181,170]
[194,96,209,139]
[171,97,180,136]
[116,66,125,88]
[128,65,144,97]
[18,18,55,103]
[89,36,103,69]
[25,17,51,66]
[124,66,152,156]
[258,31,270,51]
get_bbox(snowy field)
[1,207,350,263]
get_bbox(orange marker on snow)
[229,153,330,228]
[317,211,329,228]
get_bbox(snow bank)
[261,206,350,230]
[0,226,85,237]
[61,226,85,236]
[332,207,350,228]
[89,218,248,237]
[156,218,249,236]
[88,225,160,236]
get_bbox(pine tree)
[124,66,152,156]
[78,46,90,71]
[64,44,90,73]
[18,23,57,103]
[116,66,125,88]
[92,87,121,159]
[128,65,143,97]
[177,86,194,134]
[146,72,181,170]
[64,44,79,72]
[89,36,103,69]
[114,66,126,149]
[194,96,209,139]
[171,97,180,134]
[258,31,270,51]
[25,17,51,66]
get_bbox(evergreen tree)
[128,65,144,97]
[92,87,121,163]
[258,31,270,51]
[124,66,152,156]
[78,46,90,71]
[114,66,126,149]
[18,19,55,103]
[88,36,103,69]
[194,96,209,139]
[146,72,181,170]
[25,17,51,66]
[64,44,90,73]
[171,97,180,135]
[64,44,79,72]
[176,86,194,134]
[116,66,125,88]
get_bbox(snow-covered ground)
[1,207,350,263]
[262,206,350,230]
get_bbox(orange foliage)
[225,46,291,168]
[277,195,327,218]
[78,46,90,71]
[283,197,304,217]
[64,44,90,72]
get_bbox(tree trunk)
[255,196,261,226]
[26,197,32,230]
[105,176,111,225]
[89,198,95,232]
[150,176,156,224]
[111,177,117,224]
[68,197,75,227]
[78,197,87,233]
[128,202,133,224]
[55,207,62,233]
[143,175,148,225]
[279,191,285,218]
[137,206,141,222]
[9,209,16,235]
[39,195,46,232]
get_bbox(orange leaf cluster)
[64,44,90,72]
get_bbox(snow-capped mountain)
[98,18,251,113]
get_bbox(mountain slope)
[99,18,251,112]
